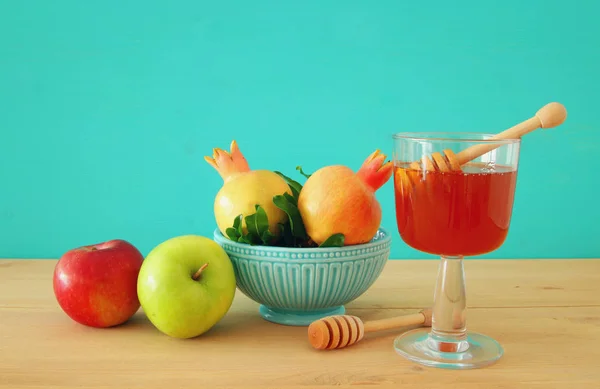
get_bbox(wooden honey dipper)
[307,309,432,350]
[408,102,568,173]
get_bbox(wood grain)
[1,259,599,388]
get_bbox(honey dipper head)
[308,315,365,350]
[536,102,567,129]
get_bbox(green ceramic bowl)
[212,227,391,326]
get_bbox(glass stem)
[428,255,469,353]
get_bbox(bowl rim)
[212,227,391,255]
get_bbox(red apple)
[53,239,144,328]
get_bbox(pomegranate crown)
[204,140,251,181]
[356,149,393,191]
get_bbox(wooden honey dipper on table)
[307,309,432,350]
[407,102,568,173]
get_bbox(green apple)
[137,234,237,339]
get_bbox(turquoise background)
[1,1,598,260]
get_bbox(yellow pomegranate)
[205,140,291,239]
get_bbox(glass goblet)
[392,132,520,369]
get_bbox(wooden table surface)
[1,258,599,388]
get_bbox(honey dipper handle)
[362,309,432,333]
[455,102,567,166]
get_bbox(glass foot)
[394,328,503,370]
[259,305,345,326]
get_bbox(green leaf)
[247,204,277,245]
[233,214,243,236]
[274,171,303,199]
[253,205,270,237]
[225,227,240,241]
[278,222,294,246]
[244,230,262,245]
[319,233,345,247]
[273,194,307,239]
[245,213,260,239]
[233,214,241,229]
[238,235,254,245]
[283,192,297,207]
[296,165,312,179]
[225,215,244,241]
[260,229,277,245]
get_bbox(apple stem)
[192,263,209,281]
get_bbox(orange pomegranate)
[297,150,393,246]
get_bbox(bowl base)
[259,305,345,326]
